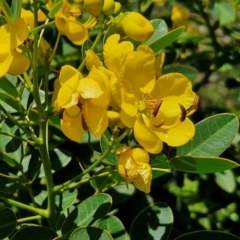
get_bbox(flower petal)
[61,106,84,142]
[153,73,196,109]
[134,117,163,154]
[103,34,134,72]
[65,19,88,45]
[83,100,108,136]
[133,163,152,193]
[156,117,195,146]
[59,65,82,85]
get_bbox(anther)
[58,108,65,119]
[81,114,88,131]
[152,100,163,117]
[153,120,164,128]
[179,104,187,121]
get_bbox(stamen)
[58,108,65,119]
[81,114,88,131]
[153,120,164,128]
[152,100,163,117]
[179,104,187,121]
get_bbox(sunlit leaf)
[149,27,184,54]
[176,114,239,156]
[97,215,130,240]
[215,170,236,193]
[144,19,168,46]
[11,226,57,240]
[130,202,173,240]
[170,156,239,174]
[61,193,112,236]
[69,226,112,240]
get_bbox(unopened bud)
[84,0,104,16]
[116,12,154,42]
[103,0,115,15]
[113,2,121,15]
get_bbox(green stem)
[151,168,171,173]
[0,131,35,145]
[0,196,46,216]
[23,72,33,91]
[32,1,56,229]
[62,170,117,191]
[115,128,131,143]
[0,173,29,183]
[17,215,42,223]
[78,15,105,72]
[0,104,38,143]
[48,32,61,63]
[53,145,112,192]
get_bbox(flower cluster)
[54,34,198,150]
[54,33,198,192]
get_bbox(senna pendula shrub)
[0,0,240,239]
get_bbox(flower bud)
[113,2,121,15]
[115,12,154,42]
[103,0,115,15]
[84,0,104,16]
[8,50,30,75]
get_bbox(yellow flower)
[171,5,199,35]
[0,18,29,77]
[134,73,197,153]
[117,146,152,193]
[55,65,109,142]
[84,0,104,16]
[55,2,95,45]
[103,34,198,154]
[114,12,154,42]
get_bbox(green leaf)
[176,113,239,156]
[174,230,240,240]
[144,19,168,46]
[149,27,184,54]
[61,193,112,236]
[163,65,198,83]
[150,154,170,179]
[0,76,18,97]
[97,215,130,240]
[0,92,25,113]
[215,0,235,26]
[0,0,21,23]
[11,226,57,240]
[43,189,77,211]
[130,202,173,240]
[69,226,112,240]
[48,1,63,18]
[90,166,123,192]
[0,208,17,239]
[39,148,72,177]
[0,119,26,166]
[27,149,41,181]
[0,15,8,27]
[215,170,236,193]
[169,156,239,174]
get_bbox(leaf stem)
[0,195,46,216]
[53,145,112,192]
[17,215,42,223]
